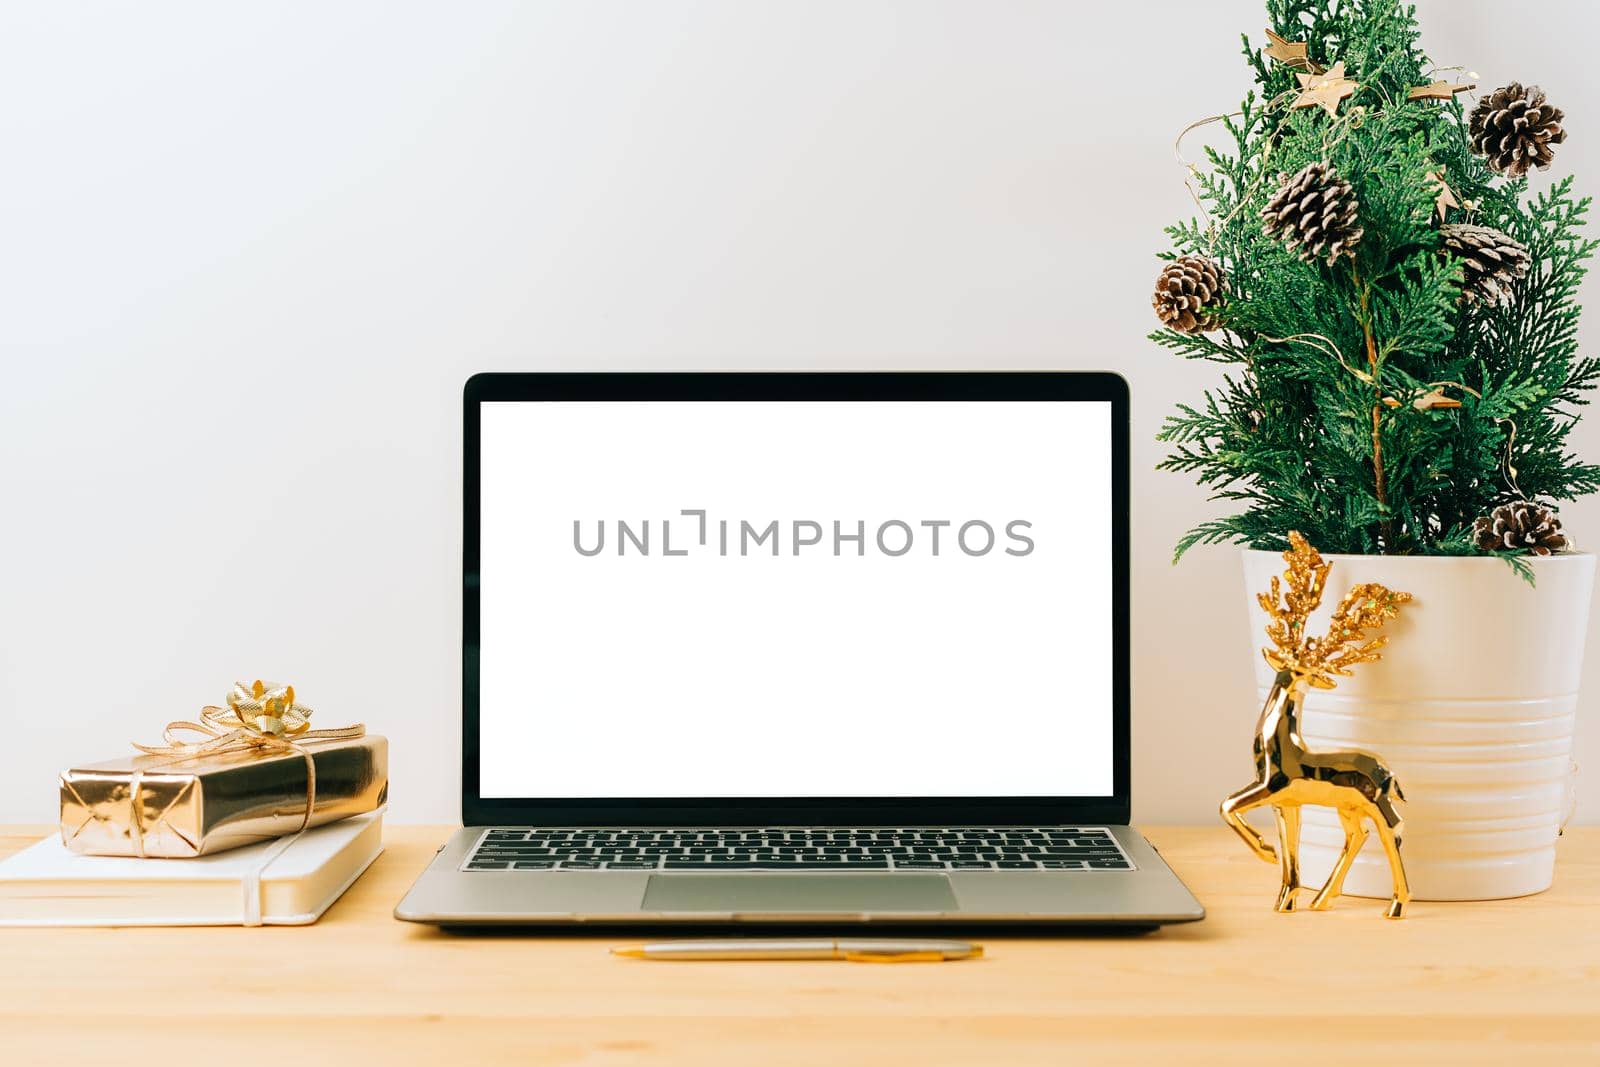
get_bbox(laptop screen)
[477,398,1113,799]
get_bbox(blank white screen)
[477,400,1113,798]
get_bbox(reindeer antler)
[1258,530,1412,687]
[1300,582,1412,686]
[1259,531,1331,664]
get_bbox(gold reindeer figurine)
[1220,531,1414,918]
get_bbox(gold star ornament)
[1293,61,1358,118]
[1264,28,1324,74]
[1408,80,1475,101]
[1427,169,1461,221]
[1383,387,1463,412]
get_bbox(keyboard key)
[997,861,1038,869]
[663,860,889,870]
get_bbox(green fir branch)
[1157,0,1597,558]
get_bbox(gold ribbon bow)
[133,680,366,835]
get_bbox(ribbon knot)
[225,680,312,739]
[135,680,362,759]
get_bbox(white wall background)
[4,0,1598,825]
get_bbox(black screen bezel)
[462,372,1131,827]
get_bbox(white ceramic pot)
[1239,549,1594,900]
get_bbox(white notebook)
[0,810,384,927]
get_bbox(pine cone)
[1152,255,1227,333]
[1472,500,1569,556]
[1468,83,1567,177]
[1261,161,1363,266]
[1440,223,1530,306]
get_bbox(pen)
[611,938,982,962]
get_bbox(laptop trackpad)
[643,874,957,914]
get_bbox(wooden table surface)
[3,824,1598,1065]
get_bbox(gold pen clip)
[841,951,948,963]
[841,946,983,963]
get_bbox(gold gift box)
[59,735,388,858]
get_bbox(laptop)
[396,371,1204,927]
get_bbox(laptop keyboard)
[462,827,1134,872]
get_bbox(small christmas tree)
[1154,0,1598,559]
